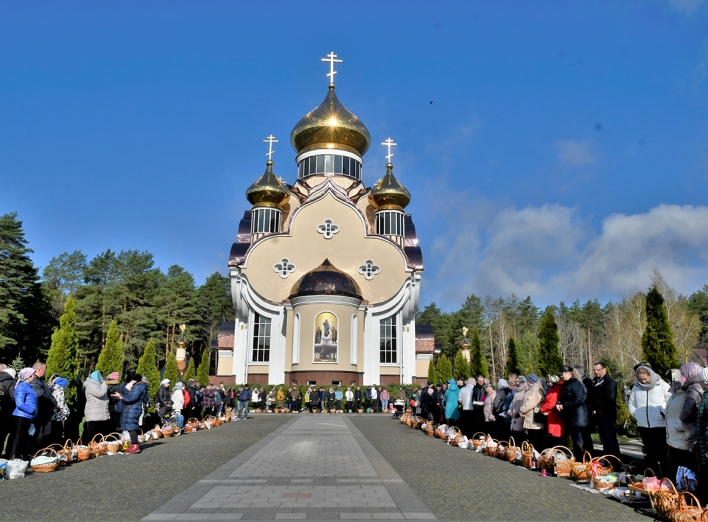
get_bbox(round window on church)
[313,311,338,363]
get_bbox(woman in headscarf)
[628,363,671,477]
[9,368,38,460]
[482,382,497,435]
[84,369,111,442]
[556,366,589,460]
[540,374,565,448]
[48,373,70,445]
[664,366,691,484]
[444,379,460,425]
[119,373,148,454]
[520,374,547,451]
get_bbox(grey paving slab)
[143,415,436,522]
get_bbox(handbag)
[533,410,546,424]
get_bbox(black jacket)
[492,387,509,415]
[354,389,362,401]
[157,385,172,407]
[30,376,57,426]
[0,371,16,416]
[560,378,588,428]
[590,374,617,420]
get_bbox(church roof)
[289,258,362,299]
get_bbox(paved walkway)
[143,416,435,522]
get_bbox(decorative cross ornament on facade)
[358,259,381,280]
[316,219,340,239]
[382,137,397,164]
[321,52,342,86]
[273,258,296,279]
[264,135,278,160]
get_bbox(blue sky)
[1,1,708,310]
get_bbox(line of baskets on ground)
[399,412,703,522]
[0,410,236,479]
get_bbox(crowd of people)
[0,361,255,463]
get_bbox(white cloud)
[427,203,708,308]
[556,139,597,166]
[669,0,705,15]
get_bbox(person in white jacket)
[628,364,671,477]
[345,388,354,411]
[171,382,185,429]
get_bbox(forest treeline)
[0,212,234,376]
[417,270,708,386]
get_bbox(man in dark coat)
[0,366,16,457]
[558,366,589,459]
[363,386,372,410]
[185,379,198,420]
[354,387,362,410]
[590,362,621,459]
[236,384,252,420]
[470,375,486,433]
[105,372,127,432]
[29,362,57,453]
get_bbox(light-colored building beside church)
[218,54,432,386]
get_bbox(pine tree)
[436,353,453,382]
[136,339,161,401]
[96,320,123,377]
[537,308,563,379]
[46,295,79,404]
[642,287,679,378]
[197,349,210,386]
[426,357,438,384]
[469,327,489,378]
[504,337,521,377]
[183,358,195,382]
[163,351,179,385]
[453,350,471,380]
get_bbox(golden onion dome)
[245,160,289,208]
[290,86,371,157]
[368,163,411,210]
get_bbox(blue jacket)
[444,380,460,421]
[13,380,38,420]
[120,382,148,431]
[238,388,252,401]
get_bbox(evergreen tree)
[642,287,678,378]
[0,212,52,361]
[96,320,123,377]
[537,308,563,378]
[453,350,471,380]
[469,327,489,378]
[136,339,161,401]
[46,295,79,404]
[197,349,211,386]
[183,358,195,382]
[436,353,453,382]
[10,356,24,373]
[426,356,438,384]
[163,351,179,385]
[504,337,521,377]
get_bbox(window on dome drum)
[251,208,281,234]
[298,154,362,180]
[252,313,271,363]
[375,210,405,236]
[379,315,397,364]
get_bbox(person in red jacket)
[540,374,565,448]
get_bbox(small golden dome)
[290,86,371,157]
[368,163,411,210]
[245,160,289,208]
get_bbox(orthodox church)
[218,53,432,386]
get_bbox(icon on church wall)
[313,312,338,363]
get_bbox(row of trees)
[418,270,708,387]
[0,212,234,391]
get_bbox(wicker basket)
[495,440,509,460]
[650,477,680,519]
[549,446,575,477]
[44,443,69,466]
[571,451,592,482]
[666,491,705,522]
[64,439,78,464]
[484,439,499,456]
[357,409,364,414]
[588,454,621,479]
[435,424,449,439]
[521,441,534,469]
[425,422,437,436]
[410,416,422,429]
[31,447,59,473]
[472,432,486,449]
[447,426,462,446]
[75,438,91,461]
[505,436,518,462]
[104,433,122,454]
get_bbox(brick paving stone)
[350,416,654,521]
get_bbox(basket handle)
[659,478,678,494]
[521,441,533,454]
[76,437,83,446]
[63,439,74,451]
[508,436,516,447]
[678,491,701,510]
[90,433,104,444]
[104,432,121,442]
[582,451,592,465]
[590,454,622,469]
[551,445,574,459]
[472,432,486,439]
[34,446,58,460]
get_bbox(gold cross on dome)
[382,137,397,163]
[321,52,343,86]
[263,135,278,160]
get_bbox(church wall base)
[284,370,363,386]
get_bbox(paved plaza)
[2,414,655,521]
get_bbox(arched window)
[298,154,362,180]
[375,210,405,237]
[251,207,282,235]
